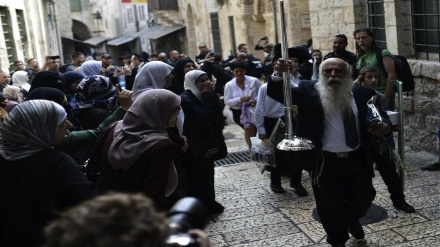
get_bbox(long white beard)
[315,74,354,117]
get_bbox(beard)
[315,73,354,117]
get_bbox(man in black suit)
[268,57,391,246]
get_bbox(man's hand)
[115,84,133,111]
[273,58,291,74]
[188,229,212,247]
[259,134,268,140]
[368,123,390,137]
[181,135,188,153]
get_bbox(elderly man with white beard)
[267,57,391,247]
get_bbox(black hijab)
[26,87,66,105]
[169,57,195,95]
[29,71,65,93]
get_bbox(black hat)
[101,53,112,59]
[272,45,309,65]
[118,52,131,60]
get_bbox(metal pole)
[272,0,279,44]
[396,80,405,190]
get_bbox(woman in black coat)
[180,70,225,214]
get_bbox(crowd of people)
[0,27,429,247]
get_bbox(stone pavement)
[206,116,440,246]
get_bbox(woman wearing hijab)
[0,100,96,247]
[2,85,23,112]
[11,70,31,92]
[95,89,180,211]
[131,61,174,99]
[180,70,225,214]
[27,86,131,165]
[79,60,103,77]
[71,75,116,130]
[169,57,196,95]
[60,71,84,101]
[29,71,65,93]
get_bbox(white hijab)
[11,71,30,92]
[183,70,206,101]
[132,61,173,100]
[79,61,102,77]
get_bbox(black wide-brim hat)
[272,44,310,65]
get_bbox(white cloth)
[11,71,31,92]
[224,75,261,110]
[132,61,173,100]
[183,70,206,101]
[321,94,361,152]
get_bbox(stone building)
[0,0,61,72]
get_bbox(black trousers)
[312,149,376,245]
[374,134,405,202]
[263,117,302,186]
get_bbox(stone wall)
[404,60,440,153]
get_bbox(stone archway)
[72,19,92,41]
[186,4,197,59]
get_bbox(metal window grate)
[16,10,27,62]
[210,13,223,54]
[411,0,440,61]
[0,7,14,70]
[214,151,250,167]
[367,0,387,48]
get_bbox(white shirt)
[321,94,361,152]
[255,73,301,135]
[224,75,261,110]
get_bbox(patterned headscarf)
[0,100,66,161]
[132,61,173,100]
[79,61,103,77]
[73,75,116,110]
[184,70,206,101]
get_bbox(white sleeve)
[252,78,262,100]
[224,81,241,107]
[255,85,267,135]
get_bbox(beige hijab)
[107,89,181,196]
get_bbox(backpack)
[376,48,415,95]
[59,63,73,73]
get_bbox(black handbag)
[192,134,228,163]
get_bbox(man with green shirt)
[354,28,397,110]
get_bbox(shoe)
[421,162,440,171]
[290,183,308,197]
[209,201,225,214]
[347,220,365,239]
[270,183,285,193]
[393,200,415,213]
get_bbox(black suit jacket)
[267,78,391,175]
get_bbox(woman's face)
[167,107,181,128]
[233,68,246,79]
[52,119,73,145]
[362,71,380,89]
[164,73,173,88]
[183,62,196,75]
[195,74,210,92]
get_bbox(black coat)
[0,149,96,247]
[180,90,224,159]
